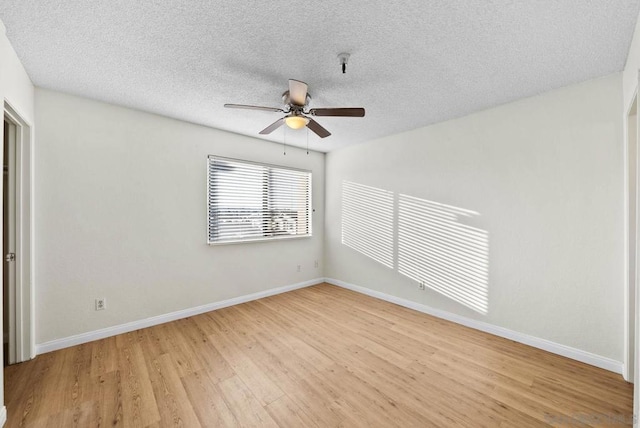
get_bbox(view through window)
[208,156,311,244]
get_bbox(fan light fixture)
[285,115,309,130]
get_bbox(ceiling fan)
[224,79,365,138]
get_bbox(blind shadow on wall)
[341,180,489,314]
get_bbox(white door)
[3,117,17,365]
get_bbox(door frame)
[3,101,34,362]
[626,86,639,383]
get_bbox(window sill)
[207,234,312,246]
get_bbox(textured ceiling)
[1,1,639,152]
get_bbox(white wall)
[325,73,624,363]
[624,12,640,112]
[0,21,34,122]
[34,88,324,345]
[0,18,34,419]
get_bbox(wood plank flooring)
[4,283,634,427]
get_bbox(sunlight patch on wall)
[398,195,489,314]
[342,181,394,268]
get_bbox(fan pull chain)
[306,128,309,155]
[283,125,287,155]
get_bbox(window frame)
[207,155,312,245]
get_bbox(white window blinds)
[208,156,312,244]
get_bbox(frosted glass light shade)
[285,115,309,129]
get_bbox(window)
[207,156,312,244]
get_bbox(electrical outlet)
[418,282,425,290]
[297,265,301,272]
[95,298,106,311]
[314,260,319,268]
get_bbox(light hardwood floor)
[4,283,634,427]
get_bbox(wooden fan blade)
[309,107,365,117]
[289,79,308,106]
[224,104,285,113]
[259,118,285,135]
[307,119,331,138]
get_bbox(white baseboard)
[0,405,6,426]
[36,278,323,355]
[325,277,624,375]
[35,277,623,375]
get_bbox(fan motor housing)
[282,90,311,107]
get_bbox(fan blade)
[224,104,284,113]
[289,79,308,106]
[306,119,331,138]
[259,118,285,135]
[309,107,365,117]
